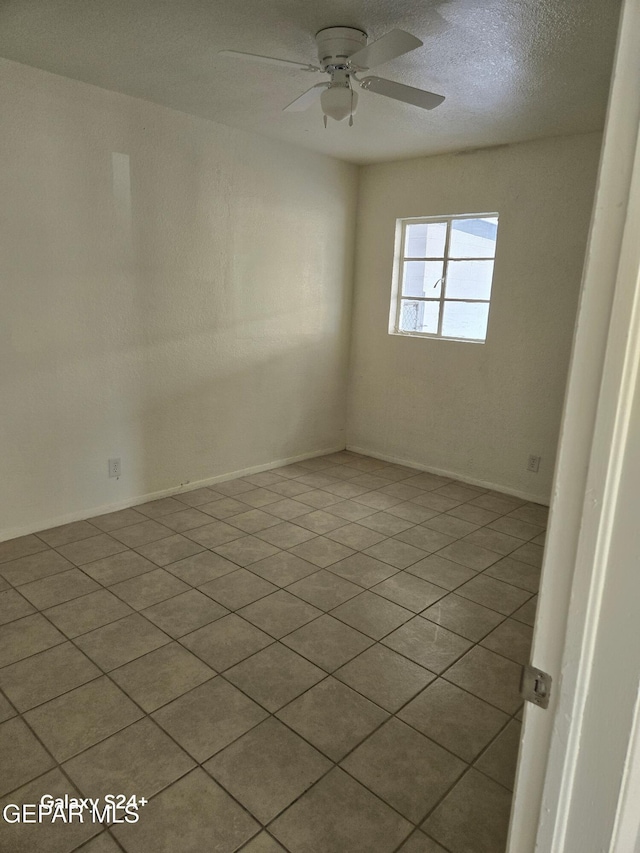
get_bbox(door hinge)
[520,664,552,709]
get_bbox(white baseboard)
[346,444,550,506]
[1,445,345,543]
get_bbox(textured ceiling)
[0,0,622,164]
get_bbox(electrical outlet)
[108,458,121,478]
[527,454,541,473]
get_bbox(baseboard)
[346,444,550,506]
[1,445,346,543]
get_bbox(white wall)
[0,59,358,539]
[346,134,602,502]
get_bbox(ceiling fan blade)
[283,83,330,112]
[359,76,445,110]
[349,30,423,70]
[219,50,320,73]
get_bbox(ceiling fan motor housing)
[315,27,367,71]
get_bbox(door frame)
[508,0,640,849]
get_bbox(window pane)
[445,260,494,299]
[449,217,498,258]
[404,222,447,258]
[402,261,444,298]
[400,299,440,334]
[442,301,489,340]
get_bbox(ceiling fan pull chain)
[324,114,328,128]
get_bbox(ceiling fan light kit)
[220,25,445,127]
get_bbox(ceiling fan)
[220,27,445,126]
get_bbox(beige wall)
[0,59,358,538]
[346,134,602,502]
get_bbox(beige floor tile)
[109,568,189,610]
[332,591,413,640]
[322,481,371,499]
[270,767,411,853]
[200,569,278,610]
[143,588,227,637]
[163,550,238,586]
[289,537,355,568]
[0,613,65,667]
[276,677,388,761]
[111,769,259,853]
[153,677,267,761]
[286,570,362,610]
[0,588,36,625]
[183,519,245,548]
[0,642,100,711]
[0,768,98,852]
[213,535,281,567]
[214,479,256,496]
[199,497,249,518]
[254,521,317,548]
[329,553,398,588]
[434,483,484,503]
[485,555,540,593]
[294,509,350,534]
[0,693,16,722]
[422,594,505,641]
[357,512,416,536]
[18,569,100,610]
[181,612,273,671]
[64,716,195,799]
[387,502,441,523]
[487,516,544,541]
[238,590,322,639]
[173,486,223,507]
[110,642,215,711]
[80,550,157,586]
[462,528,523,557]
[0,549,73,586]
[239,488,284,508]
[480,618,533,665]
[249,551,318,586]
[295,473,339,490]
[241,832,288,852]
[376,482,426,501]
[364,539,428,569]
[268,479,314,497]
[435,540,501,571]
[406,554,478,590]
[422,514,480,538]
[512,596,538,626]
[422,768,513,853]
[0,534,48,564]
[334,644,435,712]
[510,542,545,568]
[398,679,509,762]
[456,574,531,615]
[111,521,174,549]
[506,503,549,527]
[469,493,526,514]
[355,491,404,510]
[475,720,522,790]
[88,507,148,532]
[382,617,471,673]
[76,833,122,852]
[225,643,325,712]
[75,613,170,671]
[282,614,373,672]
[295,489,343,509]
[395,526,456,554]
[372,572,447,613]
[25,676,143,761]
[135,497,185,518]
[342,718,465,822]
[446,504,501,526]
[410,492,461,513]
[397,832,448,852]
[44,589,133,638]
[156,507,213,533]
[444,646,524,714]
[265,498,311,520]
[245,471,288,487]
[205,717,331,823]
[325,499,378,521]
[0,716,55,796]
[227,508,282,534]
[57,534,128,566]
[134,534,204,567]
[37,520,101,548]
[326,522,388,550]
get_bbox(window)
[390,213,499,343]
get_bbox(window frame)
[390,212,499,344]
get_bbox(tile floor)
[0,451,545,853]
